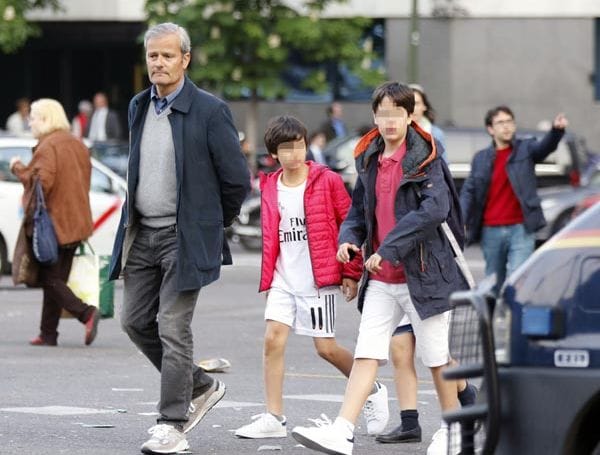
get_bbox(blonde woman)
[10,98,98,346]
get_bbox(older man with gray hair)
[109,22,251,454]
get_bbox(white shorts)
[398,314,411,328]
[354,280,451,367]
[264,287,340,338]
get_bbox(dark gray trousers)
[121,225,213,424]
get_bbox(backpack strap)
[441,221,475,289]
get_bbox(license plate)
[554,350,589,368]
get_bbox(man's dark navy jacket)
[460,128,564,245]
[109,77,251,291]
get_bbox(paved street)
[0,245,485,455]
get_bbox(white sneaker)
[363,382,389,435]
[427,426,461,455]
[141,424,189,454]
[235,413,287,439]
[292,414,353,455]
[427,428,448,455]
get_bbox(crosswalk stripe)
[0,406,119,416]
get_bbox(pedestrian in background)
[10,98,98,347]
[306,130,328,165]
[460,106,568,294]
[320,101,347,142]
[409,84,448,163]
[235,115,388,441]
[292,81,468,455]
[5,97,32,137]
[108,22,250,454]
[71,99,93,139]
[85,92,122,141]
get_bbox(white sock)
[334,416,355,437]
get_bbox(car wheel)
[0,236,9,275]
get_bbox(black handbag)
[32,178,59,265]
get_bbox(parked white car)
[0,137,126,274]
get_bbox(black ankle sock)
[400,409,419,431]
[458,382,477,407]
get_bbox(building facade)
[2,0,599,150]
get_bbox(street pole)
[408,0,420,84]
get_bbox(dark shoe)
[29,336,57,346]
[84,308,100,345]
[458,382,478,407]
[182,380,226,434]
[376,423,422,443]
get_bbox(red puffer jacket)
[259,162,363,292]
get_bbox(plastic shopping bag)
[63,243,114,318]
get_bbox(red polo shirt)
[372,142,407,283]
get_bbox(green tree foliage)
[145,0,384,151]
[0,0,61,53]
[145,0,384,100]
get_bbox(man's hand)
[9,156,21,172]
[337,242,360,263]
[553,113,568,130]
[341,278,358,302]
[364,253,383,274]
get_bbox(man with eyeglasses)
[460,106,568,294]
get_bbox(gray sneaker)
[141,424,189,454]
[183,379,226,434]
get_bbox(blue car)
[444,201,600,455]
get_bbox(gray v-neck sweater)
[134,106,177,228]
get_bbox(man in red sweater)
[460,106,568,294]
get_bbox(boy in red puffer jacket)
[234,115,390,440]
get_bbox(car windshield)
[0,146,32,183]
[89,141,129,178]
[509,202,600,324]
[0,145,119,194]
